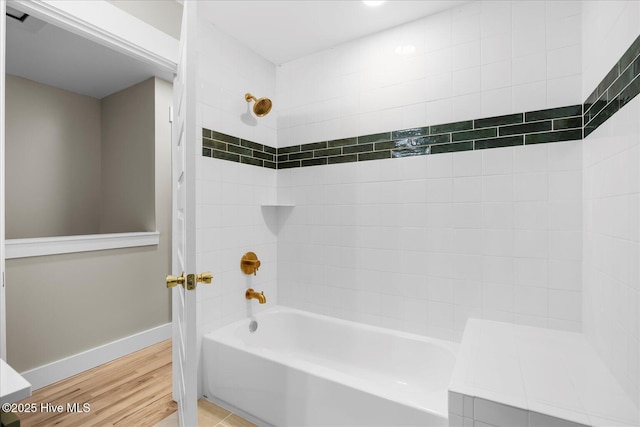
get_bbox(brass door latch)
[166,272,213,290]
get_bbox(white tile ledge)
[449,319,639,427]
[5,232,160,259]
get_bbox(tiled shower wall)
[582,0,640,406]
[277,142,582,341]
[277,1,582,145]
[195,17,278,337]
[276,0,584,340]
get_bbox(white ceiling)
[5,11,174,99]
[199,0,469,65]
[5,1,468,98]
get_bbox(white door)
[171,1,198,426]
[0,0,7,361]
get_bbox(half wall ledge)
[5,232,160,259]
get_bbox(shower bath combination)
[244,92,272,116]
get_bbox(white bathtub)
[202,307,458,426]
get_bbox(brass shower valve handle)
[241,252,261,275]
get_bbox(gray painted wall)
[5,78,173,373]
[5,74,102,238]
[100,78,155,233]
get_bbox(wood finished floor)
[14,339,177,427]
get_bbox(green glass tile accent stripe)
[620,74,640,109]
[499,121,552,136]
[302,141,328,151]
[302,158,327,167]
[526,105,582,121]
[474,113,523,128]
[452,128,497,142]
[278,160,300,169]
[200,36,639,170]
[392,127,429,139]
[241,139,263,151]
[254,151,274,161]
[358,132,391,144]
[526,129,582,145]
[212,131,239,145]
[392,146,430,157]
[201,97,583,170]
[279,145,300,154]
[289,151,313,161]
[344,143,374,154]
[211,149,240,162]
[315,148,341,157]
[359,151,391,161]
[203,36,640,169]
[553,117,582,130]
[328,154,357,164]
[228,144,252,156]
[431,120,473,134]
[584,33,640,137]
[431,141,473,154]
[203,138,226,150]
[375,141,397,150]
[241,156,263,167]
[475,135,523,150]
[328,137,357,147]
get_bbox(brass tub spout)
[245,288,266,304]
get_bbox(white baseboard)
[21,323,172,391]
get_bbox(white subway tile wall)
[277,1,581,147]
[193,0,639,413]
[195,18,279,335]
[583,95,640,406]
[581,0,640,407]
[277,141,583,341]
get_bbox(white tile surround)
[192,0,640,422]
[276,1,582,146]
[277,141,583,342]
[275,0,585,341]
[581,0,640,409]
[448,320,639,427]
[195,18,279,336]
[583,93,640,408]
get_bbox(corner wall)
[195,17,278,337]
[582,0,640,408]
[100,78,156,233]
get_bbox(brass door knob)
[166,273,185,288]
[197,272,213,284]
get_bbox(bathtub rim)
[203,305,459,418]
